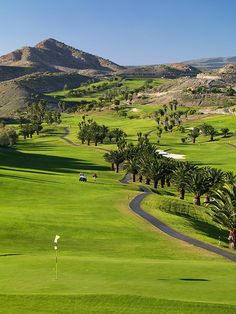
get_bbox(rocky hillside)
[135,64,236,107]
[0,38,124,74]
[182,56,236,70]
[0,66,36,82]
[0,72,89,117]
[121,63,200,78]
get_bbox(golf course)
[1,108,236,313]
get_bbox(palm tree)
[104,150,125,173]
[206,184,236,235]
[188,127,200,144]
[224,171,236,185]
[113,128,127,143]
[141,157,165,189]
[186,169,210,205]
[207,126,217,141]
[104,152,115,171]
[172,162,196,199]
[221,128,230,138]
[203,167,225,203]
[124,157,140,182]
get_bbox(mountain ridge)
[182,56,236,70]
[0,38,124,73]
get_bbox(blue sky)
[1,0,236,65]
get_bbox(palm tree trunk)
[193,195,201,206]
[111,163,115,171]
[179,188,185,200]
[116,163,119,173]
[166,178,171,187]
[139,175,143,183]
[161,177,165,188]
[132,173,136,182]
[205,194,210,203]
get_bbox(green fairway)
[1,112,236,313]
[47,77,167,103]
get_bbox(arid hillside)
[0,38,124,73]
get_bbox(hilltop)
[0,38,123,74]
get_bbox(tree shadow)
[180,278,209,281]
[169,211,227,243]
[0,253,22,257]
[0,148,109,174]
[0,173,60,184]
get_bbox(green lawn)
[141,189,231,248]
[1,113,236,313]
[47,78,168,103]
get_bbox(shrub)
[0,125,18,147]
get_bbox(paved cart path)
[129,185,236,262]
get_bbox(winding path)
[129,186,236,262]
[61,126,236,262]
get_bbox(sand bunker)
[157,150,185,160]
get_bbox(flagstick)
[55,248,58,280]
[54,235,60,280]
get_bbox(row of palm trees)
[78,115,126,146]
[187,123,231,143]
[104,134,236,237]
[104,134,236,207]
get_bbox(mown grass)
[47,78,167,102]
[142,189,231,248]
[1,112,236,312]
[1,294,236,314]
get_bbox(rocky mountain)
[182,56,236,70]
[0,38,124,74]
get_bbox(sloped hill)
[182,56,236,70]
[0,72,89,117]
[136,71,236,107]
[0,65,36,82]
[0,38,124,73]
[121,63,200,78]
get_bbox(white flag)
[54,235,60,244]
